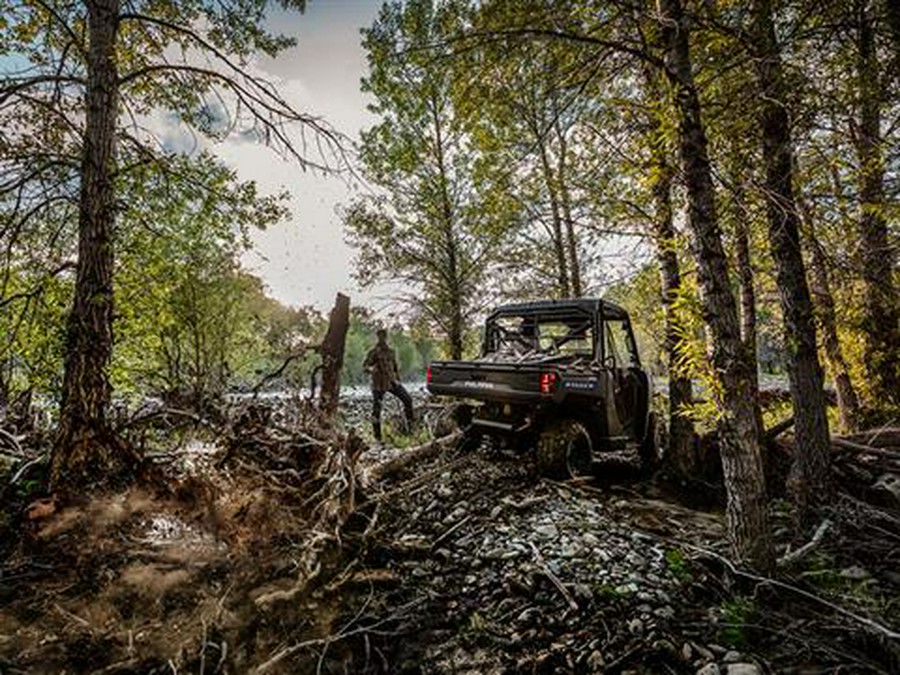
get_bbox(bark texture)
[659,0,773,570]
[725,157,765,443]
[555,118,582,296]
[750,0,832,513]
[51,0,125,489]
[803,211,862,433]
[319,293,351,417]
[854,1,900,406]
[650,158,696,479]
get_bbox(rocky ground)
[1,395,898,673]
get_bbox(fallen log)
[835,427,900,449]
[363,430,463,485]
[831,437,900,461]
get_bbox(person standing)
[364,328,414,441]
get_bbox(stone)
[839,565,871,581]
[571,583,593,602]
[725,665,760,675]
[627,618,643,635]
[489,505,503,519]
[535,523,559,538]
[723,651,742,663]
[696,665,720,675]
[872,473,900,508]
[586,650,605,672]
[582,532,600,546]
[653,606,675,620]
[559,542,580,558]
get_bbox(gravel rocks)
[352,438,728,672]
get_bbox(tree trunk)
[648,153,697,480]
[725,152,765,444]
[854,0,900,407]
[430,93,465,361]
[750,0,832,515]
[800,202,862,433]
[555,119,582,296]
[537,136,570,298]
[51,0,126,490]
[658,0,773,571]
[319,293,350,418]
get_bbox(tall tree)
[852,0,900,407]
[635,38,697,479]
[748,0,832,511]
[2,0,339,489]
[797,195,862,432]
[347,0,510,358]
[53,0,122,487]
[657,0,773,569]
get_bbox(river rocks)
[839,565,871,581]
[723,650,742,663]
[358,438,730,673]
[696,665,720,675]
[725,664,761,675]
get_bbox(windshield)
[485,313,595,359]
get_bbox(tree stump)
[319,293,350,418]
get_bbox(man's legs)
[372,389,385,441]
[389,381,414,429]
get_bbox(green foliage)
[719,595,758,649]
[664,547,692,583]
[345,0,515,357]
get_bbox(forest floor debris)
[0,399,898,673]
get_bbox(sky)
[212,0,386,313]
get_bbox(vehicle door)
[602,317,649,439]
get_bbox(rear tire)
[536,419,593,479]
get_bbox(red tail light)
[539,371,557,394]
[426,365,432,383]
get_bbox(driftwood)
[0,427,24,457]
[837,426,900,448]
[250,344,314,397]
[777,518,832,567]
[832,437,900,461]
[364,431,463,485]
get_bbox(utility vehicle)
[426,299,657,477]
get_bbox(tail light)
[426,365,432,384]
[539,371,557,395]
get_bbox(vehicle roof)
[488,298,629,321]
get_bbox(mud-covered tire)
[536,419,593,479]
[639,412,662,475]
